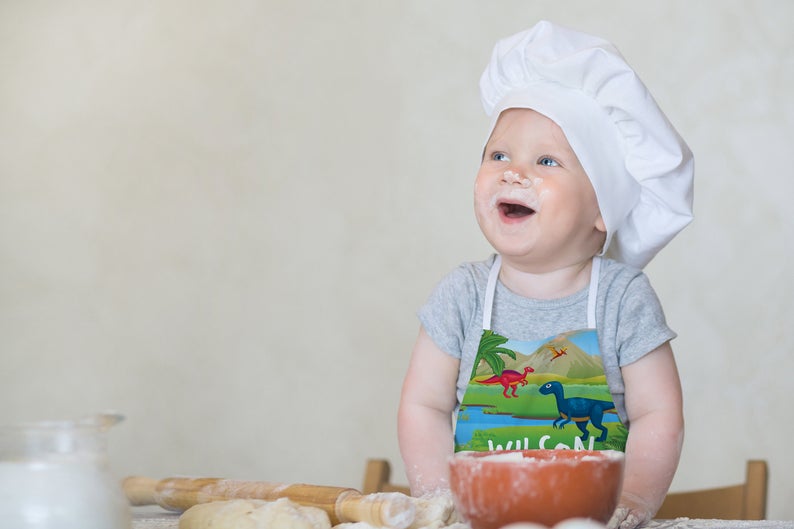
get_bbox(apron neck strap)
[482,255,501,331]
[587,256,601,329]
[482,255,602,331]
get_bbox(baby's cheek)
[472,181,491,209]
[473,191,496,215]
[536,188,549,206]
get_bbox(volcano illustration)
[472,331,604,380]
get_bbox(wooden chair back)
[362,458,410,495]
[363,458,769,520]
[656,460,768,520]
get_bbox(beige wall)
[2,0,792,520]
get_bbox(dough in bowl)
[179,498,332,529]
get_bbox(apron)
[453,255,628,453]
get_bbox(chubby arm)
[398,326,460,496]
[609,341,684,529]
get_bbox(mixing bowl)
[449,449,624,529]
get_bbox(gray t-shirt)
[418,254,676,424]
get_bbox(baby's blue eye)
[538,156,559,167]
[492,152,510,162]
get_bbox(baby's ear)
[595,214,606,233]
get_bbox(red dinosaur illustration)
[475,366,535,398]
[546,345,568,361]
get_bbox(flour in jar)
[0,459,132,528]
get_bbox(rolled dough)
[179,498,332,529]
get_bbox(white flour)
[0,459,131,528]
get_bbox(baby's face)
[474,108,606,271]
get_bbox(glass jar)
[0,413,132,529]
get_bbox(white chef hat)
[480,20,694,269]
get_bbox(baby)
[397,21,693,529]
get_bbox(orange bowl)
[449,449,624,529]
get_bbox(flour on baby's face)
[488,171,544,213]
[501,170,542,188]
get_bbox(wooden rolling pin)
[123,475,416,528]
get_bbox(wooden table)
[133,510,180,528]
[132,510,794,529]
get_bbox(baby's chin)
[478,227,540,258]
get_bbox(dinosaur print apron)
[453,255,628,453]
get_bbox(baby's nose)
[502,170,532,187]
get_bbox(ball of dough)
[553,519,606,529]
[498,523,548,529]
[179,498,331,529]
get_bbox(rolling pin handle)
[336,491,416,529]
[122,475,159,506]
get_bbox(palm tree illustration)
[469,330,517,381]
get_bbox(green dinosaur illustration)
[469,330,517,381]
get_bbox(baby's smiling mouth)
[498,201,536,219]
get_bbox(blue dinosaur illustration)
[539,381,616,442]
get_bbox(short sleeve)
[615,273,677,366]
[417,265,482,360]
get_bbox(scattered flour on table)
[646,521,794,529]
